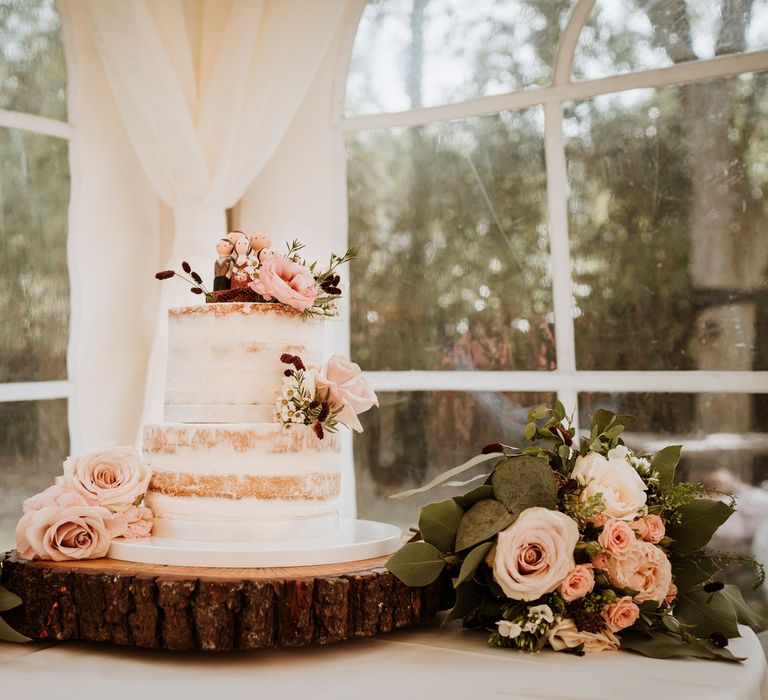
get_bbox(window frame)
[332,0,768,426]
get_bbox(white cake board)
[108,518,403,568]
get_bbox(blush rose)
[571,451,647,521]
[598,518,636,556]
[249,254,318,311]
[489,507,580,601]
[548,617,620,653]
[603,596,640,632]
[23,483,98,514]
[63,445,151,513]
[632,514,665,544]
[313,354,378,432]
[605,540,673,605]
[560,564,595,602]
[114,506,154,539]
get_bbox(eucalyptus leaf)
[523,422,536,440]
[674,589,740,639]
[418,498,464,554]
[385,542,445,587]
[671,556,721,593]
[0,587,22,613]
[454,499,514,552]
[491,456,558,515]
[0,617,30,644]
[667,500,734,554]
[652,445,682,487]
[591,408,616,435]
[529,406,549,420]
[453,485,494,510]
[456,541,494,587]
[442,582,482,626]
[389,452,504,500]
[614,414,637,430]
[620,631,743,663]
[721,584,764,629]
[603,425,624,439]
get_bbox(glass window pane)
[345,0,574,115]
[0,399,69,550]
[355,390,556,528]
[0,0,67,121]
[348,110,554,371]
[572,0,768,81]
[0,127,70,382]
[578,392,768,621]
[566,74,768,371]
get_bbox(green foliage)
[651,445,682,488]
[454,499,514,552]
[384,541,445,587]
[667,500,735,554]
[674,589,741,639]
[455,541,493,587]
[418,498,464,554]
[491,456,558,514]
[620,631,744,663]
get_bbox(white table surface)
[1,621,766,700]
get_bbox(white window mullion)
[0,109,72,140]
[0,381,73,402]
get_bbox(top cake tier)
[165,303,325,423]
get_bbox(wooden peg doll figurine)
[213,238,235,291]
[226,230,247,246]
[257,247,275,265]
[230,236,253,289]
[248,232,271,266]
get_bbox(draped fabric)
[80,0,349,421]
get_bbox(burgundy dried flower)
[309,400,320,410]
[332,274,340,286]
[481,443,504,455]
[280,353,295,365]
[313,422,324,439]
[155,270,175,280]
[568,602,606,634]
[710,632,728,648]
[182,261,191,273]
[564,478,579,493]
[557,425,573,446]
[317,402,330,423]
[552,470,569,492]
[191,271,203,284]
[325,286,342,295]
[292,356,306,371]
[190,287,203,294]
[284,369,294,377]
[703,581,724,593]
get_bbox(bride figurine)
[230,237,253,289]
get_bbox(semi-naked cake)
[142,302,341,541]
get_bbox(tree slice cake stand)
[1,520,451,652]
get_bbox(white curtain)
[80,0,349,422]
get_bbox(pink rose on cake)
[312,354,378,432]
[249,254,318,311]
[489,507,579,601]
[22,483,98,514]
[63,445,151,513]
[15,505,126,561]
[113,505,154,539]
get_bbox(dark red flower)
[481,443,504,454]
[182,261,192,273]
[292,356,306,371]
[313,422,324,439]
[317,402,330,422]
[280,353,295,365]
[284,369,294,377]
[190,287,203,294]
[191,271,203,284]
[155,270,175,280]
[710,632,728,648]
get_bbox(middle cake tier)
[143,422,341,541]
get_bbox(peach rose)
[548,617,620,653]
[15,505,126,561]
[603,596,640,632]
[313,354,378,432]
[665,582,678,606]
[63,445,151,513]
[23,483,98,514]
[490,507,580,601]
[632,514,665,544]
[598,519,636,557]
[590,513,608,528]
[605,540,672,604]
[114,506,154,539]
[591,553,610,570]
[571,451,647,521]
[560,564,595,602]
[249,254,317,311]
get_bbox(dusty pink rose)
[605,540,673,604]
[249,254,317,311]
[63,445,151,512]
[489,507,580,601]
[560,564,595,602]
[591,553,610,570]
[590,513,608,527]
[113,506,154,539]
[598,519,636,557]
[23,483,98,514]
[603,596,640,632]
[665,582,678,606]
[632,514,665,544]
[15,505,126,561]
[313,354,378,432]
[548,617,620,653]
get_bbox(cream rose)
[490,507,580,601]
[313,354,378,432]
[548,617,620,653]
[605,540,672,604]
[113,506,154,539]
[63,445,151,512]
[248,254,318,311]
[603,596,640,632]
[560,564,595,602]
[571,451,647,521]
[23,483,98,514]
[15,505,126,561]
[632,514,665,544]
[598,519,636,556]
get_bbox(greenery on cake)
[386,404,764,662]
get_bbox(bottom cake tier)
[142,422,341,541]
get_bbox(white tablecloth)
[1,622,766,700]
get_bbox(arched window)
[0,0,70,548]
[339,0,768,609]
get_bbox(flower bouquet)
[385,404,764,662]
